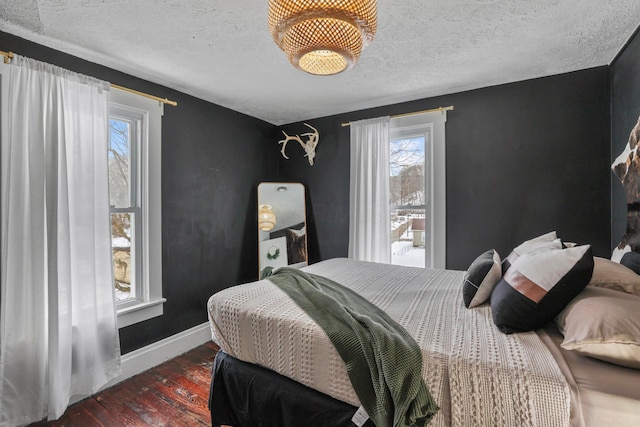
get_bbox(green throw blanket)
[267,267,439,427]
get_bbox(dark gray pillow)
[621,251,640,275]
[463,249,501,308]
[491,245,594,334]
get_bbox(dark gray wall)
[0,32,279,354]
[611,28,640,250]
[279,68,612,270]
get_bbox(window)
[389,112,447,269]
[110,114,139,302]
[390,135,427,267]
[109,88,164,328]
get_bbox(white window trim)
[390,111,447,269]
[110,87,165,328]
[0,61,8,175]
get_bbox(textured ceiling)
[1,0,639,125]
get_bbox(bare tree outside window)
[390,138,425,206]
[109,120,131,208]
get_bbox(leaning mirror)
[258,182,308,278]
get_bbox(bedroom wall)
[611,27,640,251]
[278,68,612,270]
[0,31,279,354]
[0,29,617,351]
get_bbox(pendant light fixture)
[258,204,277,231]
[268,0,377,76]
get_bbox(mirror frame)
[257,182,308,277]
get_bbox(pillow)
[491,244,593,334]
[462,249,501,308]
[589,257,640,297]
[502,231,561,274]
[621,251,640,275]
[555,286,640,369]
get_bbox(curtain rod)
[341,105,454,127]
[0,50,177,107]
[110,84,177,107]
[1,50,13,63]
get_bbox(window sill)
[117,298,166,328]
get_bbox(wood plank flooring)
[28,341,220,427]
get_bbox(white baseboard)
[117,321,212,383]
[85,322,212,400]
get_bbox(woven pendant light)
[268,0,377,76]
[258,204,277,231]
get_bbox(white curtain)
[0,55,121,426]
[348,116,391,263]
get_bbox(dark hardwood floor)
[29,341,220,427]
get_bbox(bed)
[207,256,640,427]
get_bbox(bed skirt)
[209,351,375,427]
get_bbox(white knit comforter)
[208,258,570,426]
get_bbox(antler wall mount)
[278,122,319,166]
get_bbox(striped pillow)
[462,249,501,308]
[491,245,594,334]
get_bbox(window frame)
[390,111,447,269]
[109,88,165,328]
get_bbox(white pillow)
[502,231,561,273]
